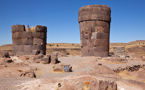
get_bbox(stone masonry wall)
[113,47,126,57]
[79,5,111,57]
[12,25,47,56]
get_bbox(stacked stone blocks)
[12,25,47,56]
[79,5,111,57]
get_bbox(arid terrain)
[0,40,145,90]
[0,0,145,89]
[1,40,145,57]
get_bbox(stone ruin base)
[12,25,47,56]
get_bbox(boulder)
[52,64,72,72]
[98,80,117,90]
[19,68,36,78]
[4,58,13,63]
[51,52,60,64]
[32,54,44,60]
[0,51,10,58]
[32,50,41,55]
[41,55,51,64]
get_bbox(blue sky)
[0,0,145,45]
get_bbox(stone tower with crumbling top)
[12,25,47,56]
[79,5,111,57]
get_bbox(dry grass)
[0,44,12,50]
[46,43,80,49]
[0,40,145,56]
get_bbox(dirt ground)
[0,55,145,90]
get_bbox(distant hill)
[0,44,12,51]
[0,40,145,56]
[128,40,145,45]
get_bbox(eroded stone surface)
[113,47,126,57]
[12,25,47,56]
[79,5,111,57]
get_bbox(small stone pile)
[33,53,60,64]
[19,68,36,78]
[113,46,126,57]
[0,51,13,66]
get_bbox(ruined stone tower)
[12,25,47,56]
[79,5,111,57]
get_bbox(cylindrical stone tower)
[78,5,111,57]
[12,25,47,56]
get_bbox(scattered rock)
[19,68,36,78]
[113,46,126,57]
[41,55,51,64]
[0,51,10,58]
[98,63,102,66]
[58,83,61,87]
[52,64,72,72]
[51,52,60,64]
[112,62,145,73]
[127,65,141,72]
[0,58,13,65]
[32,50,41,55]
[98,80,117,90]
[33,54,44,60]
[4,58,13,63]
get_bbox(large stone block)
[35,25,47,32]
[12,32,23,39]
[51,52,59,64]
[32,45,43,50]
[22,38,33,45]
[23,45,33,54]
[32,32,46,39]
[33,38,44,45]
[12,38,23,45]
[11,25,25,33]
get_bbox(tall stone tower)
[78,5,111,57]
[12,25,47,56]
